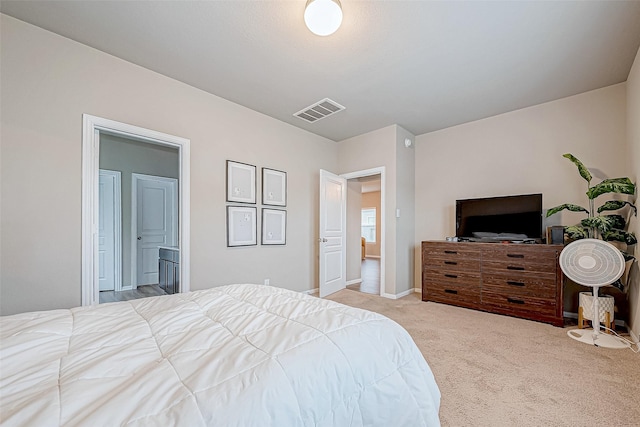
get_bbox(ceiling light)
[304,0,343,36]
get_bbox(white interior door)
[133,174,178,287]
[319,169,347,297]
[98,170,121,291]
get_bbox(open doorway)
[97,135,179,303]
[346,175,381,295]
[81,114,190,306]
[340,167,385,297]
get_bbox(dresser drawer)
[482,259,556,274]
[482,273,557,299]
[425,282,481,306]
[424,268,481,287]
[481,245,559,269]
[481,291,556,316]
[422,242,480,261]
[424,258,481,271]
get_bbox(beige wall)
[414,83,629,312]
[395,127,416,294]
[626,46,640,340]
[361,191,381,256]
[100,134,180,288]
[0,15,338,315]
[338,124,416,296]
[346,181,363,282]
[338,125,397,295]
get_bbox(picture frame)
[227,206,257,247]
[262,168,287,206]
[262,208,286,245]
[227,160,256,204]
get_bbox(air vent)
[294,98,345,123]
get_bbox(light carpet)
[327,290,640,427]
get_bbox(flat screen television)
[455,193,543,242]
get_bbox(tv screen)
[455,194,543,242]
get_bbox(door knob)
[137,236,142,240]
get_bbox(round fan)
[560,239,628,349]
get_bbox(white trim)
[131,173,178,288]
[99,169,122,292]
[382,288,414,300]
[364,255,381,259]
[414,287,422,293]
[82,114,191,306]
[630,328,639,345]
[302,288,319,295]
[346,279,363,286]
[341,167,386,298]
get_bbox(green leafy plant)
[546,153,637,290]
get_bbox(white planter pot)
[578,291,614,323]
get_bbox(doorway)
[347,174,382,295]
[341,167,386,297]
[82,114,190,306]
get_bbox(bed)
[0,284,440,426]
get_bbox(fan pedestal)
[567,285,628,349]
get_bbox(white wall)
[414,84,629,311]
[626,46,640,340]
[0,15,338,315]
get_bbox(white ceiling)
[2,1,640,142]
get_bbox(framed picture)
[227,206,257,247]
[227,160,256,204]
[262,168,287,206]
[262,208,286,245]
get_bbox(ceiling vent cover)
[294,98,345,123]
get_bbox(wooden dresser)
[422,241,564,326]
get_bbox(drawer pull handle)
[507,254,525,258]
[444,274,458,278]
[444,261,458,265]
[444,250,457,254]
[507,266,525,271]
[507,281,525,287]
[445,289,458,295]
[507,298,525,304]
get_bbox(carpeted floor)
[327,290,640,427]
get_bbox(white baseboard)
[630,328,639,344]
[346,279,362,286]
[381,288,415,300]
[302,288,319,295]
[414,287,422,294]
[365,255,380,259]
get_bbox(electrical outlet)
[264,279,270,286]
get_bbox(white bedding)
[0,284,440,426]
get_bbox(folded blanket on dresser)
[0,283,440,426]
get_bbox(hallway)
[346,258,380,295]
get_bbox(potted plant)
[546,153,637,292]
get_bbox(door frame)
[99,169,123,292]
[341,167,386,298]
[131,173,178,289]
[82,114,191,306]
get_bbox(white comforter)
[1,284,440,426]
